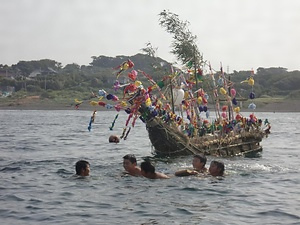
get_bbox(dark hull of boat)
[146,117,264,157]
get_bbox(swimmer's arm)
[175,169,198,177]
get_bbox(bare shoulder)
[134,167,142,176]
[156,172,170,179]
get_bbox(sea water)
[0,110,299,225]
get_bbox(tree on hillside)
[11,59,61,76]
[140,42,158,58]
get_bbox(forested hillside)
[0,54,299,108]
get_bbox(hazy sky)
[1,0,299,72]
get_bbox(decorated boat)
[80,10,271,157]
[81,58,270,157]
[135,66,271,157]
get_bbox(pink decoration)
[128,70,138,81]
[230,88,236,97]
[221,112,227,118]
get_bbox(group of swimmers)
[75,153,225,179]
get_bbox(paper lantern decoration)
[248,77,254,86]
[206,110,210,118]
[134,80,142,87]
[106,94,114,100]
[222,105,228,112]
[234,107,240,113]
[127,59,134,68]
[236,114,242,120]
[232,98,238,105]
[230,88,236,97]
[145,98,151,107]
[173,88,184,106]
[218,77,224,86]
[197,96,202,104]
[106,104,113,109]
[157,81,164,88]
[128,70,137,81]
[221,112,227,118]
[125,108,131,114]
[248,103,256,110]
[120,101,127,107]
[114,104,122,112]
[220,87,227,95]
[98,101,106,107]
[249,92,255,99]
[98,89,107,97]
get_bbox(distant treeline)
[0,54,300,100]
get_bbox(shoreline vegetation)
[0,95,299,112]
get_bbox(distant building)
[29,67,58,78]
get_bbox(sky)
[1,0,300,72]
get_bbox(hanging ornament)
[197,96,202,104]
[232,98,238,105]
[218,77,224,86]
[222,105,228,112]
[249,92,255,99]
[248,103,256,110]
[220,87,227,95]
[221,112,227,118]
[98,89,107,97]
[234,107,240,113]
[128,70,138,81]
[206,110,210,118]
[248,77,254,86]
[230,88,236,97]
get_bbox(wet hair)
[141,161,155,174]
[211,160,225,175]
[75,160,90,175]
[109,135,120,143]
[123,154,137,164]
[194,154,207,165]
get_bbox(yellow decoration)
[134,80,142,87]
[234,107,240,113]
[197,96,202,104]
[98,96,103,100]
[157,100,162,107]
[248,77,254,86]
[145,98,151,107]
[122,63,129,70]
[220,87,227,95]
[75,99,82,104]
[120,101,127,107]
[184,91,189,99]
[89,101,98,106]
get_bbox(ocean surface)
[0,110,299,225]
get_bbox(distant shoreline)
[0,98,299,112]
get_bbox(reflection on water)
[0,110,299,224]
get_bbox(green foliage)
[227,68,300,99]
[140,42,158,58]
[288,90,300,99]
[2,56,300,104]
[11,59,61,76]
[158,10,203,66]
